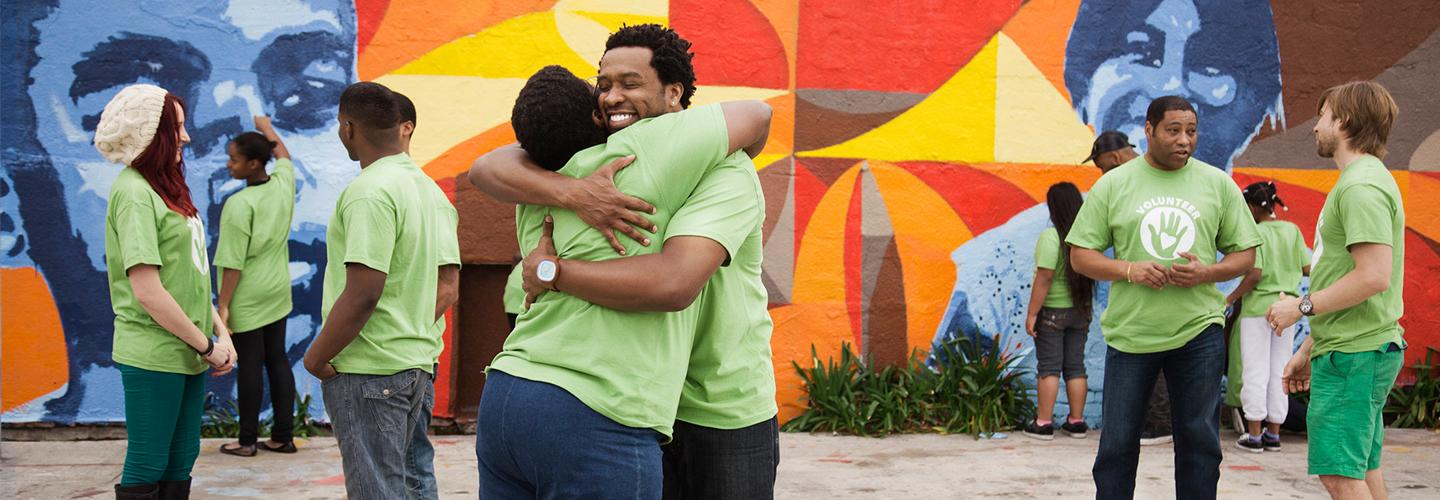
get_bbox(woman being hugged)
[96,84,236,499]
[216,116,298,457]
[1226,181,1310,453]
[1024,182,1096,440]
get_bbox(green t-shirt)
[502,264,524,315]
[1035,227,1074,309]
[1307,155,1405,356]
[1066,156,1261,353]
[105,168,212,375]
[1239,220,1309,317]
[214,158,296,333]
[322,153,459,375]
[668,156,775,429]
[490,104,731,438]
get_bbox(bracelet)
[195,336,215,357]
[1124,262,1133,283]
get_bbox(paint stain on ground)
[817,453,853,464]
[1228,465,1264,471]
[315,474,346,486]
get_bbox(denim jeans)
[1093,324,1224,500]
[476,370,664,499]
[405,375,437,499]
[322,369,432,500]
[662,417,780,500]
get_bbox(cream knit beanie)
[93,84,169,166]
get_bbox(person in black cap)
[1084,130,1138,174]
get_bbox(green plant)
[782,335,1033,438]
[1385,347,1440,429]
[200,391,323,438]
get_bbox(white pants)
[1238,316,1296,424]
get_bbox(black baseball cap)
[1083,131,1135,163]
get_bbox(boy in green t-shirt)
[302,82,460,499]
[1066,96,1260,499]
[1267,81,1405,499]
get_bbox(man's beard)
[1316,135,1337,159]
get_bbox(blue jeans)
[476,370,664,499]
[322,369,432,500]
[405,375,437,499]
[1093,324,1224,500]
[662,417,780,500]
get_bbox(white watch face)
[536,260,557,282]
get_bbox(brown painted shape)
[759,157,794,242]
[454,172,519,264]
[1259,0,1440,139]
[864,238,909,369]
[794,92,918,150]
[451,264,514,422]
[796,157,860,186]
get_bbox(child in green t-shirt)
[216,116,299,457]
[1224,181,1309,453]
[1023,182,1094,441]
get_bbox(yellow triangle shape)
[798,37,998,163]
[392,13,595,78]
[993,33,1096,164]
[372,75,528,166]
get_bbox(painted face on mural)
[25,0,356,270]
[1064,0,1282,168]
[596,46,684,134]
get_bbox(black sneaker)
[1139,428,1173,446]
[1235,434,1264,453]
[1060,419,1088,439]
[1262,433,1281,451]
[1023,420,1054,441]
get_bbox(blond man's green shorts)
[1306,343,1404,479]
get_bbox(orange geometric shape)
[751,0,800,84]
[421,123,518,181]
[967,163,1100,203]
[1,268,68,412]
[671,0,788,89]
[1000,0,1082,102]
[357,0,558,80]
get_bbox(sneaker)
[1023,420,1054,441]
[1061,419,1088,439]
[1262,432,1281,451]
[1235,434,1264,453]
[1139,428,1173,446]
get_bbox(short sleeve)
[1338,184,1397,248]
[213,201,252,270]
[1252,235,1267,271]
[664,162,761,264]
[339,197,398,273]
[1066,180,1112,251]
[1293,225,1312,268]
[436,204,460,266]
[272,158,296,193]
[1217,181,1262,253]
[1034,229,1061,270]
[113,199,163,271]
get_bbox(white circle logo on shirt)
[1139,206,1196,261]
[187,216,209,276]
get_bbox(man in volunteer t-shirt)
[1267,81,1406,500]
[1067,95,1260,499]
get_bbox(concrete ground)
[4,429,1438,498]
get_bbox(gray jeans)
[323,369,432,500]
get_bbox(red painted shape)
[315,474,346,486]
[433,307,456,418]
[670,0,788,89]
[1400,230,1440,369]
[1230,173,1326,243]
[790,160,832,258]
[845,177,865,349]
[796,0,1020,92]
[895,162,1034,235]
[435,177,457,204]
[354,0,391,56]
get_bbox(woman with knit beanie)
[216,116,299,457]
[97,84,237,500]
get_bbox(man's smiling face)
[595,46,682,134]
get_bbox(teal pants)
[118,363,205,486]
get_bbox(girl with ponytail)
[1024,182,1096,440]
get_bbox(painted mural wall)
[3,0,1438,424]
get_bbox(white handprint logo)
[1139,206,1196,260]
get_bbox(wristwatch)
[1298,294,1315,316]
[536,258,560,291]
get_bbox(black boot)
[157,478,191,500]
[114,483,158,499]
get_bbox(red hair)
[130,94,197,217]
